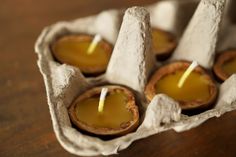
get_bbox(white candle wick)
[177,61,198,88]
[87,34,102,55]
[98,87,108,113]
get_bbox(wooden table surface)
[1,0,236,156]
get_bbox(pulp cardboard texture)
[35,0,236,156]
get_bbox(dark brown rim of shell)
[68,85,139,136]
[145,61,218,110]
[213,49,236,81]
[152,28,177,60]
[50,34,113,75]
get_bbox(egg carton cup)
[35,0,236,156]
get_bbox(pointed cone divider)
[106,7,155,93]
[171,0,226,68]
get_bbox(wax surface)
[75,92,133,129]
[53,37,110,70]
[155,70,211,102]
[222,57,236,76]
[152,29,172,53]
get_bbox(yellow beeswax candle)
[155,70,210,102]
[76,91,132,128]
[152,28,177,60]
[51,34,112,75]
[222,58,236,76]
[145,61,218,110]
[69,86,139,136]
[213,50,236,81]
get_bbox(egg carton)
[34,0,236,156]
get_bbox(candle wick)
[98,87,108,113]
[87,34,102,55]
[177,61,198,88]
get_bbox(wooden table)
[1,0,236,156]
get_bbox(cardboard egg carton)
[35,0,236,156]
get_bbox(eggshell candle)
[51,34,113,75]
[213,50,236,81]
[69,85,139,136]
[152,28,177,60]
[145,61,218,110]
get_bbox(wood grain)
[0,0,236,157]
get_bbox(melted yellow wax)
[52,37,110,72]
[222,57,236,76]
[152,29,173,53]
[155,70,211,102]
[75,92,133,129]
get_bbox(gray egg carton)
[35,0,236,156]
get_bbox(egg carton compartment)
[35,0,236,156]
